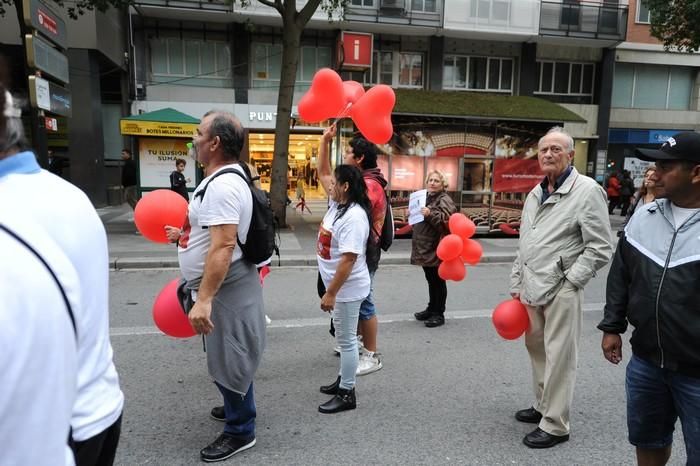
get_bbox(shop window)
[536,61,595,99]
[351,0,375,6]
[443,55,513,92]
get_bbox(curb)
[110,253,518,270]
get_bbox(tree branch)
[297,0,323,26]
[258,0,282,14]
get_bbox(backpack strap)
[0,223,77,340]
[194,166,249,201]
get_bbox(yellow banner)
[120,120,197,138]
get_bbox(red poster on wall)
[390,155,424,191]
[493,158,543,193]
[426,157,460,191]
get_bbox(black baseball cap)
[635,131,700,163]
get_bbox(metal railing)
[539,1,628,41]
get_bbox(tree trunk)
[269,16,302,227]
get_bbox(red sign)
[44,116,57,131]
[390,155,424,191]
[37,8,57,35]
[493,158,543,193]
[338,32,373,71]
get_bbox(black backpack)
[378,193,394,252]
[195,164,280,265]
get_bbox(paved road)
[110,264,687,465]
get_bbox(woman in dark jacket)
[411,170,457,328]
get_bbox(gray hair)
[1,90,27,153]
[203,110,244,161]
[540,126,574,153]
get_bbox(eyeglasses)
[538,145,566,155]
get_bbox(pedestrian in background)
[121,148,137,214]
[170,157,191,201]
[165,111,265,463]
[619,169,635,216]
[600,132,700,466]
[607,171,621,214]
[411,170,457,328]
[618,165,659,236]
[316,125,371,414]
[510,126,612,449]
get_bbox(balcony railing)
[344,0,443,28]
[539,1,627,41]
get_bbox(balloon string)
[331,102,353,126]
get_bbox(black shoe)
[414,309,432,321]
[200,433,256,462]
[515,407,542,424]
[320,376,341,395]
[425,314,445,327]
[318,387,356,414]
[523,427,569,449]
[210,406,225,422]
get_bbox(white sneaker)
[334,335,364,355]
[356,352,382,376]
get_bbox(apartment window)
[252,44,331,88]
[536,61,595,96]
[443,55,513,92]
[613,63,694,110]
[469,0,509,22]
[560,0,581,28]
[636,0,650,23]
[351,0,375,6]
[151,38,231,81]
[370,51,424,88]
[411,0,437,13]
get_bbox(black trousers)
[422,266,447,315]
[70,415,122,466]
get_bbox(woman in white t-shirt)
[316,130,371,414]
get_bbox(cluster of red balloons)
[298,68,395,145]
[134,189,188,243]
[491,299,529,340]
[436,213,482,281]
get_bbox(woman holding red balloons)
[315,126,371,414]
[411,170,457,328]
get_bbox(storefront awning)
[120,108,200,138]
[393,89,586,123]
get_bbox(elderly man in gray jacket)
[510,126,612,449]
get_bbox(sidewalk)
[99,202,624,270]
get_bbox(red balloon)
[152,279,196,338]
[343,80,365,105]
[492,299,529,340]
[449,213,476,239]
[349,84,395,144]
[436,234,463,261]
[461,238,483,265]
[438,257,467,281]
[134,189,189,243]
[297,68,347,123]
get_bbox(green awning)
[393,89,586,123]
[121,108,200,124]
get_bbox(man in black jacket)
[121,149,137,211]
[599,131,700,466]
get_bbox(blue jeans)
[359,271,376,321]
[215,382,256,440]
[333,299,362,390]
[626,354,700,462]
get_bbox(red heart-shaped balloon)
[297,68,346,123]
[343,80,365,105]
[349,84,395,144]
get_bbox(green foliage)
[645,0,700,52]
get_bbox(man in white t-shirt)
[165,111,265,463]
[601,131,700,466]
[0,89,123,466]
[0,88,79,466]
